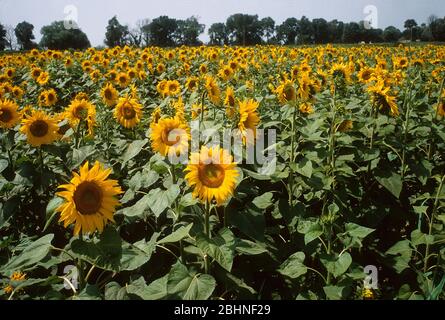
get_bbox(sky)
[0,0,444,46]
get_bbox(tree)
[312,18,329,43]
[0,23,7,51]
[104,16,128,47]
[404,19,418,41]
[226,14,263,45]
[208,23,228,45]
[430,17,445,41]
[383,26,402,42]
[327,20,344,43]
[138,19,151,46]
[342,22,361,43]
[176,16,204,46]
[298,16,314,44]
[40,21,90,50]
[276,18,299,45]
[15,21,36,50]
[260,17,275,43]
[5,25,17,50]
[147,16,178,47]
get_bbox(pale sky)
[0,0,444,46]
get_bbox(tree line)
[1,13,445,51]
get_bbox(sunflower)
[367,81,399,117]
[218,65,234,81]
[191,103,207,120]
[150,107,162,126]
[299,101,314,114]
[4,271,27,294]
[156,79,168,97]
[37,72,49,86]
[12,86,24,99]
[184,146,239,206]
[65,99,96,134]
[114,96,142,128]
[0,99,21,129]
[150,117,189,157]
[101,83,119,107]
[116,72,130,88]
[224,86,236,118]
[238,99,260,145]
[20,110,59,146]
[336,120,353,132]
[165,80,181,96]
[186,77,199,91]
[56,161,122,236]
[358,67,374,83]
[205,76,221,105]
[330,63,351,83]
[275,79,296,105]
[30,67,42,80]
[44,88,58,107]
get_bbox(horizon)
[0,0,444,46]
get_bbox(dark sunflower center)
[119,76,127,83]
[122,105,136,120]
[199,163,225,188]
[228,95,235,107]
[74,106,88,120]
[30,120,49,137]
[362,71,371,80]
[161,127,181,146]
[169,84,177,92]
[104,89,113,100]
[47,93,55,102]
[0,109,13,123]
[284,85,295,101]
[73,181,103,215]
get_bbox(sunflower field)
[1,44,445,300]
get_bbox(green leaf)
[44,197,64,232]
[74,284,102,300]
[228,207,265,242]
[323,285,346,300]
[320,252,352,278]
[105,282,130,300]
[344,223,375,239]
[375,169,402,198]
[126,275,168,300]
[299,222,323,245]
[278,252,308,279]
[0,234,54,273]
[157,223,193,244]
[0,159,8,173]
[295,158,313,178]
[252,192,274,209]
[235,239,268,255]
[70,145,95,169]
[147,185,180,217]
[385,240,412,273]
[120,194,151,218]
[410,229,434,246]
[70,228,150,272]
[196,228,235,272]
[167,261,216,300]
[121,139,147,167]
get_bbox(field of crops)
[0,44,444,300]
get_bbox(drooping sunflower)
[101,83,119,107]
[20,110,59,146]
[184,146,239,206]
[275,79,296,105]
[367,80,399,117]
[0,99,21,129]
[299,101,314,114]
[114,96,142,128]
[238,99,260,145]
[336,119,353,132]
[150,117,189,157]
[205,76,221,105]
[56,161,122,236]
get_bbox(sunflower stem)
[424,172,445,273]
[74,119,83,149]
[428,77,444,160]
[204,201,211,274]
[288,101,298,207]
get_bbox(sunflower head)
[238,99,260,145]
[19,109,59,147]
[101,83,119,107]
[205,76,221,105]
[185,146,239,206]
[56,161,122,236]
[114,96,142,128]
[150,117,190,157]
[367,81,399,117]
[0,99,21,129]
[275,80,296,105]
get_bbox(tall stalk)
[288,102,298,207]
